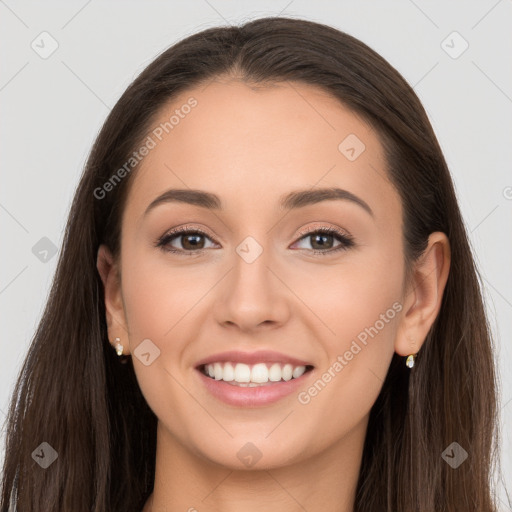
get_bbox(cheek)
[289,241,403,349]
[119,245,194,368]
[290,241,403,402]
[119,249,211,437]
[121,245,207,345]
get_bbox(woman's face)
[105,79,408,468]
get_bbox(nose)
[213,241,291,333]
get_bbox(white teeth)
[203,361,309,384]
[292,365,306,378]
[214,362,223,380]
[251,363,269,383]
[222,362,234,381]
[282,364,293,381]
[234,363,251,382]
[268,363,282,382]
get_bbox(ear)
[96,244,130,354]
[395,232,451,357]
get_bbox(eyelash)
[155,225,355,257]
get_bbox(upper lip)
[195,350,314,368]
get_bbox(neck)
[143,417,367,512]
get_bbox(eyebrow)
[143,187,374,218]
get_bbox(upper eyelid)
[161,224,217,241]
[295,225,350,238]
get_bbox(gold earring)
[114,337,123,356]
[406,353,417,368]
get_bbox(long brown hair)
[1,16,505,511]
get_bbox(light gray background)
[1,0,511,508]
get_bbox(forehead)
[124,79,400,229]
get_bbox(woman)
[0,16,504,512]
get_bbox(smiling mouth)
[198,361,315,387]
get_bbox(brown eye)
[309,232,336,250]
[292,227,355,255]
[180,233,206,250]
[156,228,217,254]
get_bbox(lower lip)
[196,368,314,407]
